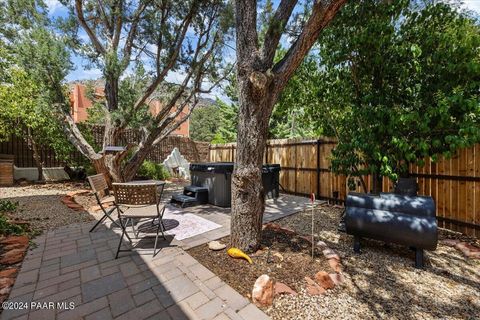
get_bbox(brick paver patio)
[1,195,312,320]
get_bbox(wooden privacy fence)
[209,138,480,238]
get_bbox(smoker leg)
[415,248,424,269]
[353,235,361,253]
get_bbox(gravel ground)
[267,205,480,320]
[0,182,94,233]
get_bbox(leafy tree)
[231,0,347,251]
[278,0,480,193]
[51,0,233,182]
[211,99,238,143]
[0,2,77,181]
[190,105,222,142]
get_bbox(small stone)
[274,282,297,296]
[316,241,328,249]
[273,252,284,261]
[315,271,335,290]
[329,273,345,285]
[323,248,340,261]
[455,242,480,259]
[208,241,226,251]
[252,274,275,307]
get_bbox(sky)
[45,0,480,100]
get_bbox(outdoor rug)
[161,206,222,240]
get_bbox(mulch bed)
[188,227,331,297]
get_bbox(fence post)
[317,139,321,200]
[265,143,269,164]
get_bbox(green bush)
[0,200,18,213]
[138,161,171,180]
[0,215,25,236]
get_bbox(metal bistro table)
[112,179,167,258]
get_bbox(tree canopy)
[275,0,480,191]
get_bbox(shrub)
[0,200,18,213]
[138,161,171,180]
[0,215,25,236]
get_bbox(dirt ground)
[189,204,480,320]
[189,228,331,297]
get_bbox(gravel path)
[0,182,94,233]
[267,205,480,320]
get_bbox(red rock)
[306,284,325,295]
[0,277,15,288]
[0,269,17,278]
[328,258,342,273]
[0,249,26,265]
[298,235,313,245]
[274,282,297,296]
[252,275,275,307]
[315,271,335,290]
[455,242,480,259]
[2,243,27,252]
[305,277,325,295]
[329,273,345,285]
[0,236,29,247]
[262,223,296,236]
[440,239,460,247]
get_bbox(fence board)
[210,138,480,237]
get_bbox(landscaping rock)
[329,273,345,285]
[263,222,296,236]
[0,235,29,247]
[323,248,340,261]
[208,241,226,251]
[0,248,26,265]
[299,235,314,244]
[315,271,335,290]
[316,240,328,249]
[0,268,18,278]
[455,242,480,259]
[440,239,460,247]
[252,274,275,307]
[328,258,342,273]
[305,277,325,296]
[274,282,297,296]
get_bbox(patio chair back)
[87,174,109,197]
[112,184,159,206]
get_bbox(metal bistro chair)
[87,174,121,232]
[113,182,167,258]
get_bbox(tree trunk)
[230,69,275,252]
[27,128,44,182]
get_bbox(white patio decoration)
[162,147,190,179]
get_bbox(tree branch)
[75,0,106,55]
[261,0,298,65]
[273,0,347,90]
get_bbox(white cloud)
[44,0,62,14]
[463,0,480,13]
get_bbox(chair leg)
[116,219,127,259]
[89,214,107,232]
[153,222,162,257]
[130,218,138,239]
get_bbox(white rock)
[208,241,226,251]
